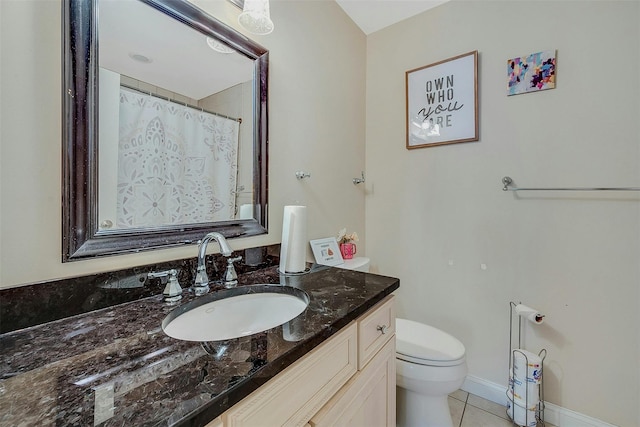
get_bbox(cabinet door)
[310,337,396,427]
[223,323,357,427]
[204,417,223,427]
[358,295,395,370]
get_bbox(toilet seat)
[396,318,466,367]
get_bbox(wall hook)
[295,171,311,180]
[353,171,365,185]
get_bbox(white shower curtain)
[116,87,239,228]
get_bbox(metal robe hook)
[353,171,365,185]
[502,176,513,191]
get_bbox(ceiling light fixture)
[238,0,274,35]
[128,53,152,63]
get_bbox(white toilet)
[334,258,466,426]
[396,318,467,427]
[334,257,370,272]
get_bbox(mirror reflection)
[62,0,269,261]
[97,0,255,230]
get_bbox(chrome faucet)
[148,269,182,303]
[194,232,233,295]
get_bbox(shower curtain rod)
[502,176,640,192]
[120,84,242,123]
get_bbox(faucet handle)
[148,269,182,303]
[224,256,242,288]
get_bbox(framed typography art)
[406,51,479,149]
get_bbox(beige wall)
[366,1,640,425]
[0,0,366,288]
[3,0,639,424]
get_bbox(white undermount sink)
[162,284,309,342]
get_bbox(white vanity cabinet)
[310,295,396,427]
[208,295,396,427]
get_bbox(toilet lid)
[396,318,465,366]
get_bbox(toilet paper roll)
[512,349,542,384]
[239,204,254,219]
[509,374,540,406]
[279,206,308,273]
[514,304,545,324]
[507,396,538,427]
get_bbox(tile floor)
[448,390,557,427]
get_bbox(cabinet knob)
[376,324,389,335]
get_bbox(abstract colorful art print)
[507,50,556,96]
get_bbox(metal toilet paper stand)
[508,301,547,426]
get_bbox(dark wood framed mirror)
[62,0,268,261]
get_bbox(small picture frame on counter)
[310,237,344,267]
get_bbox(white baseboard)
[461,375,616,427]
[461,374,509,406]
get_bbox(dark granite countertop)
[0,264,399,426]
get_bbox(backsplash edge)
[0,244,281,334]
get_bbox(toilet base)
[397,386,454,427]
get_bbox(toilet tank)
[334,257,370,272]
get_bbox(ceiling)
[335,0,450,35]
[99,0,254,100]
[98,0,449,100]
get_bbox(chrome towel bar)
[502,176,640,192]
